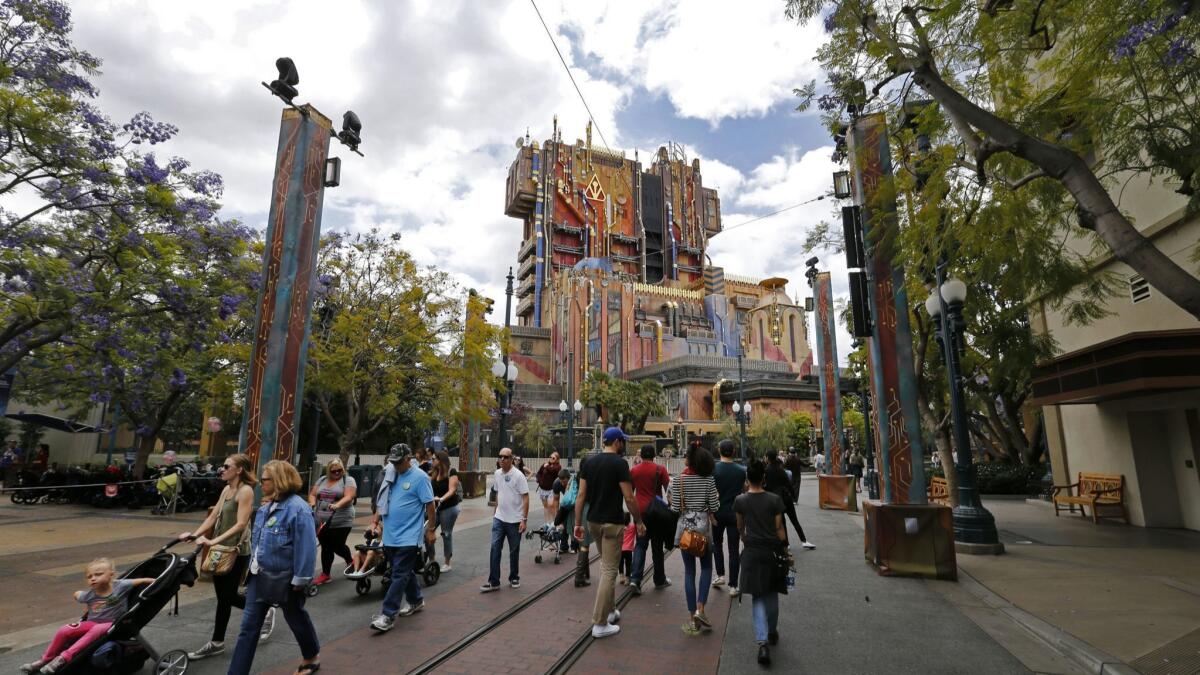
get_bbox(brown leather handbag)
[200,543,239,576]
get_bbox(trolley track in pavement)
[407,551,598,674]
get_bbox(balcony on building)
[517,237,536,263]
[504,146,535,218]
[517,256,535,282]
[516,294,534,317]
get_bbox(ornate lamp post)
[924,266,1002,551]
[491,358,518,453]
[732,400,751,459]
[559,397,583,467]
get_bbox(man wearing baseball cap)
[574,427,646,639]
[369,444,436,632]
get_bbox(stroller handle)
[156,537,193,555]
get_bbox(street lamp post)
[925,265,1002,550]
[851,338,880,500]
[732,400,751,460]
[495,267,516,454]
[561,350,584,468]
[491,358,518,454]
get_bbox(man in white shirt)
[813,450,826,475]
[481,448,529,592]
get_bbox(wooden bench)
[928,475,949,505]
[1052,472,1128,524]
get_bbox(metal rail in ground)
[407,552,599,675]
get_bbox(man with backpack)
[629,443,671,595]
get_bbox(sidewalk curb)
[955,570,1138,675]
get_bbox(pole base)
[954,540,1006,555]
[817,475,859,511]
[863,500,957,580]
[952,500,1003,549]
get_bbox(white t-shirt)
[493,467,529,524]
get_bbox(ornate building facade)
[502,119,825,442]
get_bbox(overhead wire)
[529,0,611,151]
[715,193,832,235]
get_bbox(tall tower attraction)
[500,119,829,448]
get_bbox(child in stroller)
[20,540,199,674]
[344,527,440,596]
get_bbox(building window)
[1129,274,1150,304]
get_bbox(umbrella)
[4,411,106,433]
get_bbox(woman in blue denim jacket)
[227,460,320,675]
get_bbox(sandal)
[295,663,321,674]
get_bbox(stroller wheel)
[156,649,189,674]
[423,563,440,587]
[535,554,543,564]
[553,554,560,564]
[306,584,319,597]
[355,578,372,596]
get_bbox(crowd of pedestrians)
[81,432,821,674]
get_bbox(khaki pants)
[587,522,625,627]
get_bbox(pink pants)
[42,621,112,662]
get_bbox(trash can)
[347,464,382,507]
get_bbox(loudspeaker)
[848,271,872,337]
[842,205,865,268]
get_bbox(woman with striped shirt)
[668,445,721,635]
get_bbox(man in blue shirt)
[711,439,747,596]
[370,444,436,632]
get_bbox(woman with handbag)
[228,460,320,675]
[429,450,461,572]
[307,458,357,586]
[179,453,256,662]
[735,459,791,666]
[667,445,720,635]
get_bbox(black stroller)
[54,539,199,674]
[346,534,440,597]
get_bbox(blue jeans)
[680,548,712,614]
[227,574,319,675]
[380,546,422,618]
[438,505,461,560]
[712,511,740,587]
[752,592,779,644]
[488,518,521,587]
[630,531,666,587]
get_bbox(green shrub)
[923,461,1044,495]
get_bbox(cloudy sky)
[71,0,853,359]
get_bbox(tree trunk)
[911,65,1200,320]
[133,433,157,480]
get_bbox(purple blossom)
[192,171,224,197]
[817,93,841,112]
[167,156,190,173]
[168,368,187,389]
[823,12,836,33]
[64,364,75,373]
[135,425,152,437]
[125,153,170,186]
[122,111,177,145]
[1164,37,1194,65]
[217,294,244,320]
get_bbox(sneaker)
[681,620,700,636]
[655,578,673,589]
[439,563,452,573]
[480,583,500,593]
[574,579,591,588]
[398,601,424,617]
[370,614,395,632]
[768,630,779,646]
[619,576,628,585]
[631,582,642,596]
[607,609,621,624]
[591,623,621,639]
[729,586,741,598]
[312,573,332,586]
[802,540,816,550]
[259,607,276,643]
[38,657,67,674]
[510,579,521,589]
[757,644,771,665]
[711,575,726,587]
[694,610,712,629]
[187,641,226,660]
[18,660,45,673]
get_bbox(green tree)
[307,231,462,464]
[783,411,816,451]
[579,371,666,433]
[749,413,791,457]
[787,0,1200,319]
[513,415,551,458]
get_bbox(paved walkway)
[2,474,1197,673]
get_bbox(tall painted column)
[814,271,844,470]
[240,105,332,477]
[850,112,927,505]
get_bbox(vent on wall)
[1129,274,1151,304]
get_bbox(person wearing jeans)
[429,451,461,572]
[711,440,746,596]
[735,459,790,666]
[227,460,319,675]
[574,427,645,639]
[629,444,670,594]
[481,448,529,592]
[369,445,437,633]
[668,445,721,635]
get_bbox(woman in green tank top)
[177,454,257,662]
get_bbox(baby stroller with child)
[344,530,440,597]
[524,522,563,564]
[48,539,199,674]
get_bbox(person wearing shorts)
[534,452,562,525]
